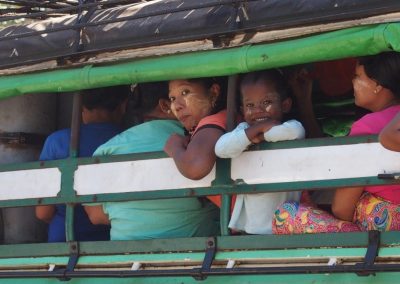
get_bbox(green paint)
[0,23,399,98]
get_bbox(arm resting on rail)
[379,112,400,152]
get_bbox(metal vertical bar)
[65,92,82,242]
[219,74,238,236]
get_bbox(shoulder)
[194,110,227,135]
[350,106,400,136]
[40,128,71,160]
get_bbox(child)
[215,69,305,234]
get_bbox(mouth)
[253,117,270,122]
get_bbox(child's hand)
[164,134,190,157]
[246,119,279,144]
[288,68,313,101]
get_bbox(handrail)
[0,23,399,99]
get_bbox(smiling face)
[352,64,380,111]
[240,80,290,125]
[168,79,218,131]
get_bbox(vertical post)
[219,75,238,236]
[65,92,82,242]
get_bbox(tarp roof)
[1,0,400,71]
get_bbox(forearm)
[215,128,250,158]
[84,205,110,225]
[379,112,400,151]
[296,98,323,138]
[171,146,215,180]
[331,186,364,222]
[264,120,305,142]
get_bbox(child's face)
[168,80,217,131]
[240,81,290,125]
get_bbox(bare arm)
[35,205,56,223]
[289,69,323,138]
[164,128,224,180]
[379,112,400,152]
[331,186,364,221]
[84,205,110,225]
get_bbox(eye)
[181,89,190,96]
[245,103,254,108]
[261,100,272,107]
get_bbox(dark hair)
[134,81,169,114]
[239,69,289,102]
[186,76,227,114]
[358,51,400,98]
[124,81,169,125]
[81,85,130,111]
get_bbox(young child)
[215,69,305,234]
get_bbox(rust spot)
[40,161,45,167]
[188,189,195,196]
[94,157,100,164]
[92,195,98,202]
[37,198,43,204]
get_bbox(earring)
[373,89,378,94]
[167,109,171,114]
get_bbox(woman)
[274,51,400,233]
[164,77,227,206]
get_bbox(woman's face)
[168,80,217,131]
[352,64,378,110]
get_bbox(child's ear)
[281,97,292,113]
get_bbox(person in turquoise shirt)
[84,82,220,240]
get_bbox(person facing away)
[163,77,229,207]
[274,51,400,234]
[84,82,220,241]
[379,111,400,152]
[214,69,305,234]
[35,85,129,242]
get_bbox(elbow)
[35,206,54,223]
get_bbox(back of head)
[81,85,130,111]
[126,81,169,125]
[358,51,400,98]
[239,69,289,101]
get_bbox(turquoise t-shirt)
[94,119,220,240]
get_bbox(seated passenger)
[214,69,305,234]
[164,77,227,206]
[379,112,400,151]
[274,51,400,234]
[35,86,129,242]
[84,82,220,240]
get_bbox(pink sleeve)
[349,117,374,136]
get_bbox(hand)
[288,68,313,102]
[164,134,190,157]
[246,119,279,144]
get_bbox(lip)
[252,116,270,122]
[177,114,191,123]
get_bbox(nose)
[172,96,185,112]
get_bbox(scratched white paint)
[74,158,215,195]
[0,168,61,200]
[232,142,400,184]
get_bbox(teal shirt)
[94,120,220,240]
